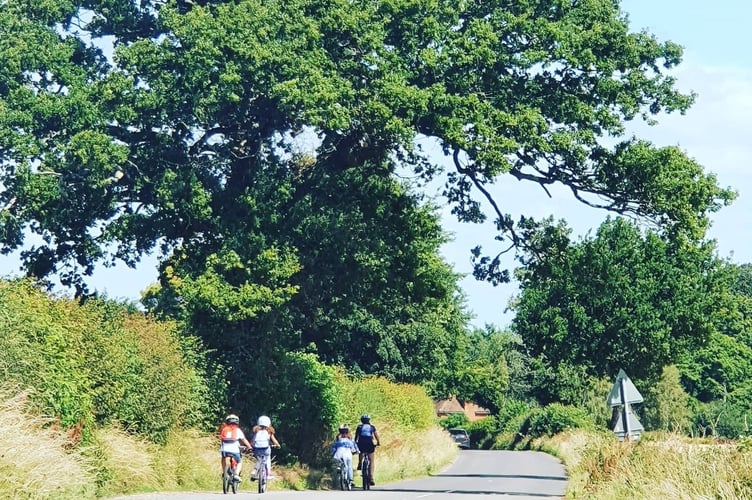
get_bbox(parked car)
[448,428,470,449]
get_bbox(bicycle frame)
[336,457,351,490]
[361,453,372,490]
[222,454,239,494]
[254,450,269,494]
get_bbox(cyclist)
[219,414,253,482]
[354,414,380,485]
[251,415,281,480]
[331,424,359,488]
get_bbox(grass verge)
[539,429,752,499]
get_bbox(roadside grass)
[94,426,217,498]
[95,418,457,497]
[0,388,95,499]
[539,429,752,499]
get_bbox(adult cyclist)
[354,414,380,485]
[219,414,253,482]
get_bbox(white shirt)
[220,428,247,454]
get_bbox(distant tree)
[642,365,692,433]
[512,217,728,383]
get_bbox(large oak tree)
[0,0,736,414]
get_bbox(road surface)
[109,449,567,499]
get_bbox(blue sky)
[1,1,750,328]
[443,0,752,327]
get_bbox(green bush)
[0,280,95,432]
[272,352,345,465]
[497,399,535,432]
[0,279,220,443]
[524,403,595,438]
[467,416,498,449]
[437,412,469,430]
[341,376,437,432]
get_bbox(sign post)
[607,369,644,441]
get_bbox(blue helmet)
[360,414,370,424]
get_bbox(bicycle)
[335,457,353,491]
[221,452,241,494]
[252,445,279,494]
[361,452,372,490]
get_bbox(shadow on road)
[375,487,563,497]
[433,473,566,482]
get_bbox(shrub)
[0,279,221,443]
[272,352,345,465]
[467,415,498,449]
[524,403,595,438]
[437,412,469,430]
[642,365,692,433]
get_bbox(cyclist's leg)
[343,455,354,482]
[263,447,272,477]
[235,452,243,478]
[251,450,260,479]
[227,452,241,480]
[221,452,230,475]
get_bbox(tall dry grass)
[0,386,219,499]
[545,429,752,499]
[376,423,458,481]
[94,425,217,498]
[0,389,96,499]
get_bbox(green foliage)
[513,217,726,383]
[444,326,519,413]
[691,381,752,439]
[0,279,221,443]
[270,353,345,465]
[0,280,95,431]
[466,416,499,450]
[437,413,469,430]
[341,376,438,432]
[642,366,692,433]
[522,404,595,439]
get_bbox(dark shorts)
[358,439,375,453]
[221,451,242,463]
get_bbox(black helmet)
[338,424,349,434]
[360,414,370,423]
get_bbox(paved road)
[110,449,567,499]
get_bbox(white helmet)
[258,415,271,427]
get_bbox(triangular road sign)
[613,404,644,441]
[607,369,644,407]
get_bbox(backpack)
[253,428,271,448]
[220,424,240,442]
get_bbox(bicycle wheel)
[222,463,231,494]
[231,468,238,494]
[257,463,266,494]
[339,461,347,490]
[362,457,370,490]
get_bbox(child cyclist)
[219,414,253,482]
[331,424,359,488]
[251,415,281,480]
[354,414,380,485]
